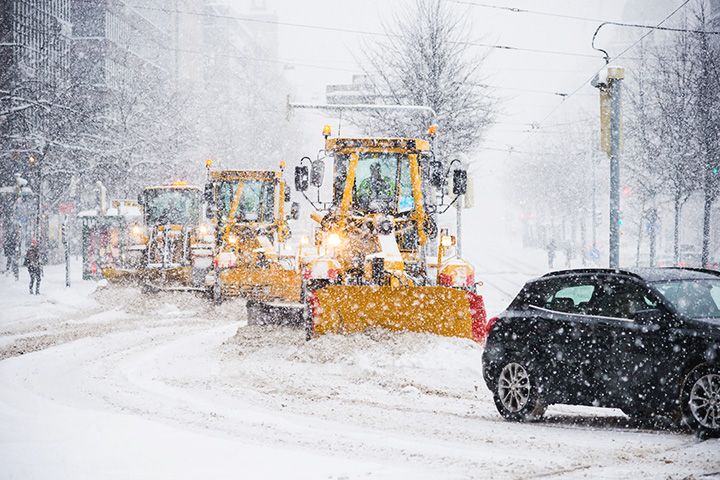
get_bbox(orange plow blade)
[309,286,488,342]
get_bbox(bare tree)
[356,0,494,160]
[624,1,720,266]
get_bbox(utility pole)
[29,155,41,241]
[62,215,70,287]
[13,173,28,281]
[592,65,624,268]
[456,193,463,257]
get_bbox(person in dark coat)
[24,239,43,295]
[546,239,557,270]
[4,227,19,275]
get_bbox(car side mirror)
[430,158,443,188]
[295,166,309,192]
[452,169,467,195]
[632,308,664,325]
[310,160,324,187]
[289,201,300,220]
[284,183,291,202]
[206,203,217,219]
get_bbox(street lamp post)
[28,155,42,241]
[591,65,625,269]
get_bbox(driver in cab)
[357,162,393,212]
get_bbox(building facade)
[0,0,72,255]
[0,0,71,186]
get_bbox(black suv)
[482,268,720,436]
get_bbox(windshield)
[334,152,415,214]
[217,179,275,223]
[653,279,720,319]
[144,189,201,226]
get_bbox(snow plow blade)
[102,266,191,287]
[218,266,302,302]
[309,286,488,342]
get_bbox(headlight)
[215,251,237,268]
[378,217,394,235]
[227,234,238,245]
[198,224,210,235]
[327,233,341,247]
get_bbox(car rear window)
[514,279,596,315]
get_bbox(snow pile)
[224,325,485,412]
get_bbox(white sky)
[227,0,685,163]
[224,0,688,240]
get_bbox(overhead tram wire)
[448,1,608,23]
[112,2,610,60]
[499,0,694,160]
[450,0,720,34]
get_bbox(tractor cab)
[142,184,202,230]
[139,182,203,268]
[205,170,296,256]
[328,139,428,217]
[203,167,301,305]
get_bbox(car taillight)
[486,316,499,333]
[215,252,237,268]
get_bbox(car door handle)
[637,323,661,333]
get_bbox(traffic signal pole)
[608,68,623,269]
[592,66,624,269]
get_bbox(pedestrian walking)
[564,242,574,268]
[4,227,19,279]
[546,239,557,270]
[23,239,43,295]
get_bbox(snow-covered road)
[1,258,718,479]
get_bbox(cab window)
[354,152,397,212]
[398,160,415,213]
[218,179,275,223]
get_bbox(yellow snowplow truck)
[269,126,489,342]
[103,182,214,291]
[203,167,302,324]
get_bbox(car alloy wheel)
[498,362,531,413]
[689,373,720,430]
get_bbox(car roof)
[539,267,720,283]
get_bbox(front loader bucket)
[218,266,302,302]
[102,267,141,284]
[102,266,192,289]
[309,286,488,343]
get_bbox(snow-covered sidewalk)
[0,261,718,479]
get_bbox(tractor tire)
[246,301,265,326]
[212,282,223,305]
